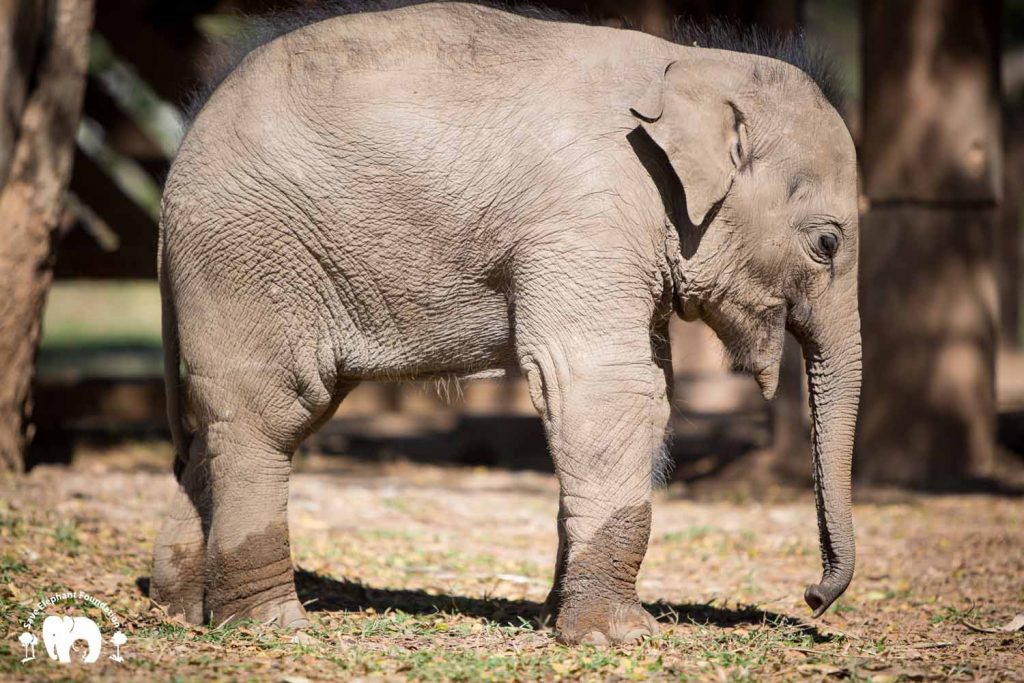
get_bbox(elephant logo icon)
[41,615,102,664]
[17,589,129,666]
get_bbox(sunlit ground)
[1,446,1021,681]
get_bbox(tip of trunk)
[804,577,850,618]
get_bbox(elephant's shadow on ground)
[137,569,833,642]
[291,569,835,643]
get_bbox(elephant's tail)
[159,231,189,482]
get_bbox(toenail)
[580,631,609,646]
[622,628,649,643]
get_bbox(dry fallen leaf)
[1000,613,1024,632]
[868,675,899,683]
[796,663,846,676]
[961,614,1024,634]
[290,631,317,646]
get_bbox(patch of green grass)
[830,600,857,614]
[136,622,191,641]
[196,619,264,644]
[0,555,27,582]
[929,604,976,624]
[54,521,82,556]
[0,595,27,634]
[0,638,32,675]
[358,528,422,542]
[0,512,26,538]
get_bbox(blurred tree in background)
[0,0,94,472]
[857,0,1001,488]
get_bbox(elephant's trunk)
[793,294,861,617]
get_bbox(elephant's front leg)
[523,337,671,646]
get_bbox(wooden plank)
[83,77,169,167]
[93,0,212,104]
[56,149,158,279]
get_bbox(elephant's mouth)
[719,308,787,400]
[728,356,780,399]
[675,295,703,322]
[752,362,781,400]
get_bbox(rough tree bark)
[857,0,1000,488]
[0,0,95,472]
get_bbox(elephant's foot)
[552,504,657,645]
[151,535,206,624]
[554,597,659,646]
[250,596,310,628]
[206,589,309,628]
[540,586,561,627]
[204,524,308,628]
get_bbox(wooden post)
[857,0,1000,487]
[0,0,95,472]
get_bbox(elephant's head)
[633,53,860,616]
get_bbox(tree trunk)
[1001,66,1024,349]
[0,0,95,472]
[857,0,1000,488]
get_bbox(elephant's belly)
[329,279,516,381]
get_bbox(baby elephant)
[153,2,861,646]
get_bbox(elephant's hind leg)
[155,323,342,626]
[193,361,352,627]
[151,448,209,624]
[151,378,316,628]
[192,376,321,629]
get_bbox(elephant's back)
[165,4,617,260]
[159,2,658,347]
[188,3,582,128]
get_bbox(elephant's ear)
[62,616,74,631]
[630,61,748,226]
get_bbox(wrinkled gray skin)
[152,2,860,645]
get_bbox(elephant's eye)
[817,232,839,258]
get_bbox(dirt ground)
[1,445,1022,682]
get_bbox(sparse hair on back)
[184,0,843,121]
